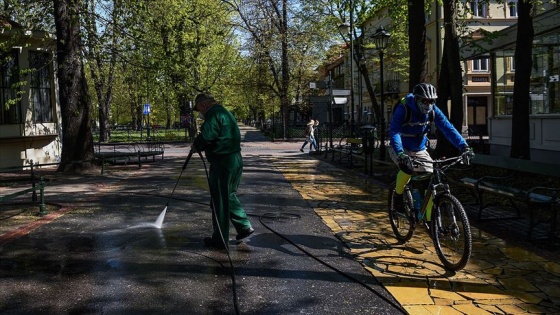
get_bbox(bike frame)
[389,152,474,271]
[408,156,462,224]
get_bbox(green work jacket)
[193,104,241,162]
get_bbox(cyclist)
[389,83,473,211]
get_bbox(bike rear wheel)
[431,193,472,271]
[388,183,416,242]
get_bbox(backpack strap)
[403,103,411,125]
[400,107,435,138]
[395,97,433,131]
[393,98,411,124]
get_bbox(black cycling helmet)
[413,83,438,99]
[413,83,437,114]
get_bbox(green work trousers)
[208,152,251,243]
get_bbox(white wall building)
[0,21,61,169]
[329,1,560,162]
[463,7,560,163]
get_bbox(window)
[472,57,489,72]
[0,50,21,124]
[509,57,515,72]
[29,51,52,123]
[469,0,487,17]
[508,1,518,17]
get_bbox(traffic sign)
[143,103,151,115]
[309,81,329,89]
[326,89,351,96]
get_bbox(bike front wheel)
[431,193,472,271]
[388,183,416,242]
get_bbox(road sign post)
[144,104,151,140]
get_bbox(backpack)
[394,97,434,126]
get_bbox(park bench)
[137,141,165,161]
[330,137,380,174]
[453,154,560,240]
[331,137,366,167]
[94,141,165,174]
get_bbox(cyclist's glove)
[461,146,475,165]
[397,152,413,175]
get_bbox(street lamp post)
[339,16,355,137]
[272,103,275,141]
[372,26,391,160]
[328,72,334,150]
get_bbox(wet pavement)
[1,125,560,314]
[0,127,401,315]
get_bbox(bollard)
[550,191,558,240]
[30,160,37,203]
[38,177,47,216]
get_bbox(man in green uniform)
[192,93,254,249]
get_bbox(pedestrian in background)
[300,119,317,153]
[192,92,254,249]
[312,119,320,152]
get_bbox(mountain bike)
[388,152,473,271]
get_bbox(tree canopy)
[0,0,542,163]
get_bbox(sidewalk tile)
[385,282,433,305]
[453,302,494,314]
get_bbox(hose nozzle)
[182,148,196,170]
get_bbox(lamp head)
[372,26,391,50]
[338,22,351,35]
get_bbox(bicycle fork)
[430,184,462,240]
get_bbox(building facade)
[325,1,559,162]
[0,21,61,169]
[463,7,560,163]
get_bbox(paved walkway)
[242,127,560,314]
[273,156,560,314]
[0,128,401,314]
[1,125,560,314]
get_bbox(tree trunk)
[280,0,289,139]
[510,1,533,160]
[408,0,428,89]
[54,0,95,172]
[83,0,117,143]
[358,63,380,123]
[436,0,464,158]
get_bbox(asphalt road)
[0,126,404,315]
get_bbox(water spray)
[154,148,196,228]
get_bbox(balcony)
[375,79,400,98]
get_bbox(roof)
[0,17,23,29]
[462,7,560,60]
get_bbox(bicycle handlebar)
[410,151,472,171]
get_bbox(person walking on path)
[300,119,318,153]
[191,92,254,249]
[389,83,473,211]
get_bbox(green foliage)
[381,0,410,77]
[0,0,54,31]
[80,0,243,128]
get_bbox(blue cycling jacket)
[389,93,467,154]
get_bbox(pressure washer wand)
[165,148,196,207]
[182,147,195,170]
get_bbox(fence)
[0,160,51,215]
